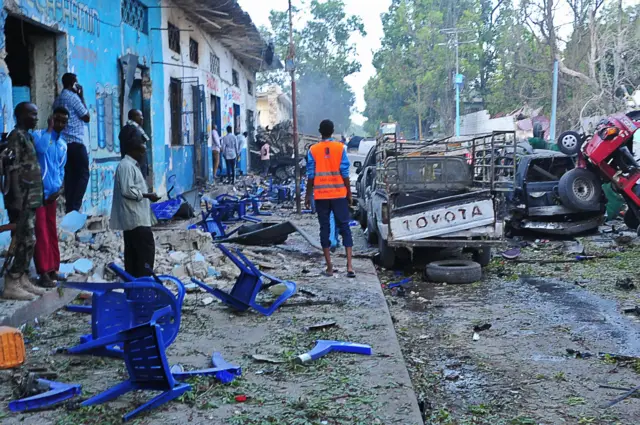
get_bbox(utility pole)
[439,28,475,138]
[288,0,301,213]
[549,59,559,143]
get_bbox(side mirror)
[353,161,362,168]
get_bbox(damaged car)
[506,150,605,235]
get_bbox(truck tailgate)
[390,198,495,241]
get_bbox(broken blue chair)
[192,244,297,316]
[78,306,240,422]
[63,274,185,358]
[9,379,82,412]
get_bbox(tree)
[261,0,365,134]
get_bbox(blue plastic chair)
[64,264,138,314]
[63,276,185,358]
[79,307,189,422]
[9,379,82,412]
[192,244,297,316]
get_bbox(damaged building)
[0,0,279,221]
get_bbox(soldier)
[2,102,47,300]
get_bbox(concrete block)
[0,287,81,327]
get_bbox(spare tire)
[425,260,482,284]
[557,131,583,156]
[558,168,602,211]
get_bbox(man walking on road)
[53,73,90,213]
[33,107,69,288]
[305,119,355,278]
[211,124,221,182]
[110,141,160,278]
[2,103,47,300]
[221,126,239,184]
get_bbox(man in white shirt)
[110,141,160,277]
[211,124,221,182]
[221,126,239,184]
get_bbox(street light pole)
[288,0,301,214]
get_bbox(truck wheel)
[358,205,367,229]
[426,260,482,284]
[558,169,602,211]
[472,247,492,267]
[624,209,640,231]
[378,237,397,269]
[366,215,378,244]
[557,131,582,156]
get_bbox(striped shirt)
[52,89,88,144]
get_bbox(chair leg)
[82,381,135,406]
[122,383,191,422]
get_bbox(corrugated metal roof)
[174,0,282,72]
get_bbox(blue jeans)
[315,198,353,249]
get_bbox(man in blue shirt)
[52,73,90,213]
[33,107,69,288]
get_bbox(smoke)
[297,71,355,136]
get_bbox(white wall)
[160,0,257,148]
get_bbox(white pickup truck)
[357,131,514,269]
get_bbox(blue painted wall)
[0,0,165,217]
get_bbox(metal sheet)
[390,199,496,241]
[521,217,602,235]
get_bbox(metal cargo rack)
[374,130,517,195]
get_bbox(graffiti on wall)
[223,88,234,131]
[88,163,117,213]
[206,74,219,93]
[22,0,101,37]
[95,83,120,155]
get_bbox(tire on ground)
[366,214,378,244]
[358,205,367,228]
[378,237,397,269]
[557,131,582,156]
[558,168,602,211]
[425,260,482,284]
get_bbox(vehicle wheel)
[557,131,583,156]
[358,205,367,229]
[425,260,482,284]
[623,208,640,230]
[378,237,397,269]
[472,247,492,267]
[558,168,602,211]
[366,215,378,244]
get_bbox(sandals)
[347,271,356,279]
[321,271,334,277]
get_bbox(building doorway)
[211,95,221,134]
[4,16,61,129]
[233,104,241,135]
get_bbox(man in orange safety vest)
[305,120,355,278]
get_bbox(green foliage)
[261,0,365,134]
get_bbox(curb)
[0,288,80,327]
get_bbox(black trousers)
[123,226,155,278]
[64,143,90,213]
[225,158,236,183]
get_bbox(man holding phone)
[53,73,90,213]
[110,140,160,278]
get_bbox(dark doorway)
[4,15,58,127]
[233,104,241,135]
[211,95,221,136]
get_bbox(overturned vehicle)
[506,150,605,235]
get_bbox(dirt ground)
[381,230,640,425]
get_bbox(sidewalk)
[1,257,423,425]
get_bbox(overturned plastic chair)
[80,306,238,422]
[192,244,297,316]
[64,264,138,314]
[63,275,185,358]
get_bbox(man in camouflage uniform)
[2,102,46,300]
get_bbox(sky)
[237,0,391,126]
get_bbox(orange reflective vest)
[310,140,348,200]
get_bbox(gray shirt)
[221,133,239,160]
[110,155,157,231]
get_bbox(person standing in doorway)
[304,119,355,278]
[32,107,69,288]
[119,109,150,178]
[221,126,239,184]
[260,140,271,177]
[211,124,221,182]
[110,140,160,278]
[2,103,47,300]
[53,73,90,213]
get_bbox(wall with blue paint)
[0,0,165,216]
